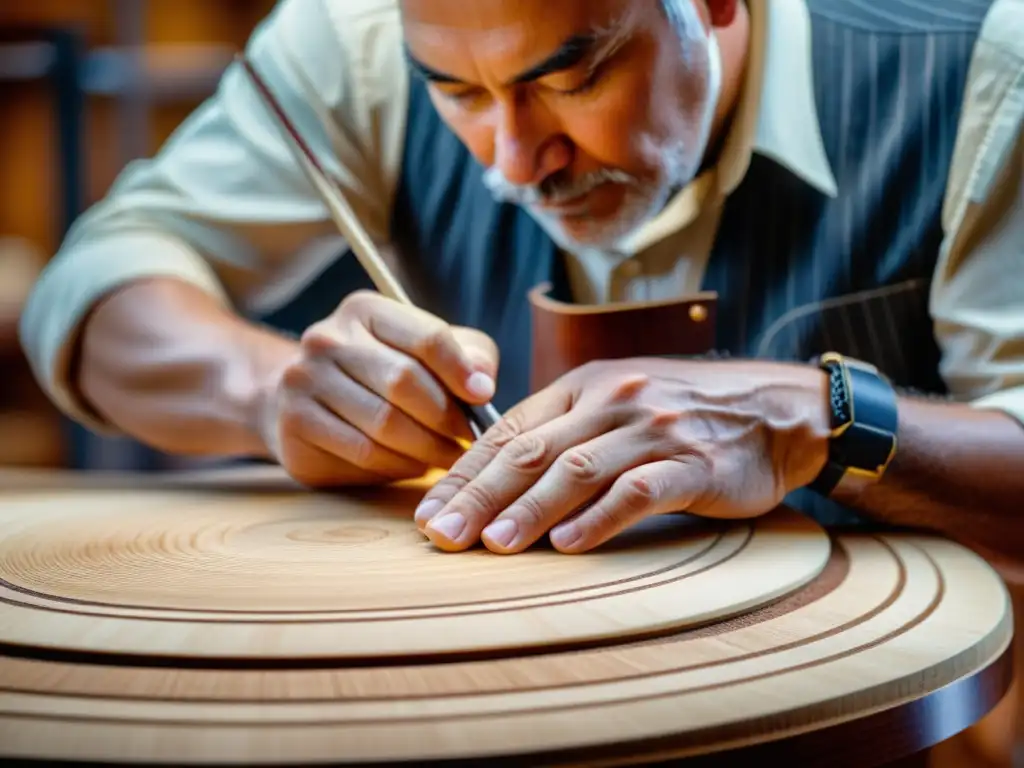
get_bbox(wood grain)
[0,473,829,661]
[0,468,1013,766]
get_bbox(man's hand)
[414,358,832,554]
[257,290,499,488]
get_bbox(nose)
[492,94,571,187]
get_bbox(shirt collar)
[740,0,838,198]
[615,0,838,255]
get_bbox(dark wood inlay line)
[0,528,743,619]
[0,540,938,728]
[0,528,754,630]
[0,537,902,703]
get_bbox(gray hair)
[659,0,714,60]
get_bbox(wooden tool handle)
[238,55,499,436]
[237,56,409,304]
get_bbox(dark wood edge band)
[614,640,1017,768]
[0,640,1012,768]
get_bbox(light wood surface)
[0,467,1014,766]
[0,473,830,660]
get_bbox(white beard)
[481,3,723,253]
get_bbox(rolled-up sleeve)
[931,0,1024,426]
[18,0,408,429]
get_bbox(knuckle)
[299,325,337,357]
[485,410,526,449]
[586,503,630,535]
[339,289,378,313]
[502,433,549,471]
[509,495,547,527]
[606,373,652,405]
[449,447,497,480]
[620,473,659,513]
[415,324,459,361]
[279,360,315,393]
[383,361,420,402]
[641,406,684,436]
[459,482,503,518]
[558,448,601,481]
[433,469,473,497]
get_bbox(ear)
[706,0,738,26]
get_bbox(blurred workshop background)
[1,0,273,473]
[0,3,1019,765]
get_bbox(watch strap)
[809,353,899,498]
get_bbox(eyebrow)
[404,32,601,87]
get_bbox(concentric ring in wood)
[0,524,1013,766]
[0,472,830,661]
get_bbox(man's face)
[400,0,721,251]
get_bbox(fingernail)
[466,371,495,400]
[483,519,517,549]
[550,522,582,549]
[414,499,443,527]
[427,512,466,541]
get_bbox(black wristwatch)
[807,352,899,498]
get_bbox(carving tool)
[238,55,501,440]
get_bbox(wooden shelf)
[81,43,235,100]
[0,41,55,82]
[0,40,234,101]
[0,0,272,472]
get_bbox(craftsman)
[19,0,1024,559]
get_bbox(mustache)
[481,166,639,207]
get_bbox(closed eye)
[553,68,603,96]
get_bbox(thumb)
[452,326,500,403]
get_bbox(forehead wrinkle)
[403,2,639,85]
[403,19,535,87]
[405,19,526,52]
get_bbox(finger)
[283,437,397,489]
[348,292,498,404]
[413,385,577,529]
[478,426,662,554]
[307,327,475,442]
[282,392,429,480]
[420,406,616,552]
[548,456,711,553]
[451,326,500,377]
[305,357,465,469]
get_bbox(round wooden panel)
[0,528,1012,766]
[0,476,830,661]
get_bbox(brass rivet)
[689,304,708,322]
